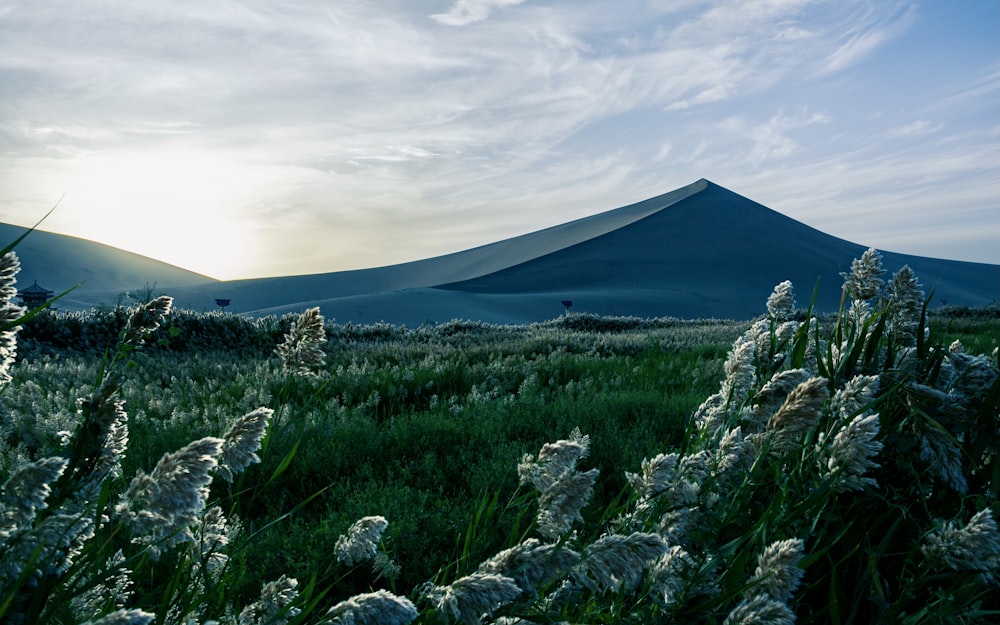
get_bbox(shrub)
[1,246,997,625]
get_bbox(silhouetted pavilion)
[18,281,54,309]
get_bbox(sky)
[1,0,998,280]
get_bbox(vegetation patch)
[1,248,998,624]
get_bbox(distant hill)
[4,179,998,323]
[0,223,217,309]
[435,180,1000,319]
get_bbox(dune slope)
[435,180,999,319]
[4,179,996,323]
[0,223,216,309]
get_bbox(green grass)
[3,278,998,624]
[9,311,743,606]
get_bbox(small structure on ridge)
[18,281,54,309]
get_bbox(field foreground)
[1,248,999,625]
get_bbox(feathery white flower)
[741,368,811,434]
[693,391,727,438]
[478,538,581,596]
[722,336,756,406]
[519,429,598,539]
[79,609,155,625]
[51,507,99,571]
[627,450,709,508]
[335,516,389,566]
[921,509,1000,584]
[0,456,68,539]
[323,589,417,625]
[117,437,223,555]
[946,350,999,411]
[626,452,679,500]
[122,295,173,345]
[0,251,25,384]
[830,375,879,419]
[536,468,598,539]
[71,550,134,620]
[276,307,327,376]
[820,413,883,492]
[713,426,752,480]
[423,573,520,625]
[217,407,272,483]
[655,506,698,546]
[765,377,829,455]
[766,281,796,321]
[885,265,923,346]
[649,545,697,605]
[723,593,795,625]
[841,247,885,301]
[749,538,805,603]
[576,532,668,593]
[517,428,590,493]
[917,423,967,494]
[71,376,130,489]
[196,505,236,579]
[238,575,302,625]
[371,551,402,581]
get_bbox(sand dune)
[435,180,1000,320]
[0,223,216,308]
[4,179,998,324]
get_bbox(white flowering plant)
[1,240,997,625]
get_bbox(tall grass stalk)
[1,246,997,624]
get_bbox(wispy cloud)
[820,1,916,74]
[885,120,940,138]
[431,0,529,26]
[0,0,996,277]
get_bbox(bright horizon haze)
[1,0,998,280]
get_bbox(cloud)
[823,28,888,75]
[717,110,831,167]
[820,1,915,74]
[0,0,997,277]
[431,0,528,26]
[885,120,940,138]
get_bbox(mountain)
[0,223,217,309]
[4,179,998,323]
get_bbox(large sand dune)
[5,179,998,323]
[0,223,216,309]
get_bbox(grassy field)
[2,250,998,625]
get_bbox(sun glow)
[55,147,266,280]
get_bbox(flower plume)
[323,589,417,625]
[841,247,885,301]
[885,265,923,346]
[277,307,327,376]
[79,609,155,625]
[0,251,25,384]
[766,280,796,321]
[519,428,598,539]
[218,407,273,482]
[478,538,581,597]
[122,295,173,345]
[238,575,302,625]
[921,509,1000,584]
[0,456,69,539]
[820,413,883,492]
[577,532,669,593]
[765,377,829,454]
[116,437,223,554]
[335,516,389,567]
[749,538,805,603]
[422,573,520,625]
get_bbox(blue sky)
[1,0,997,280]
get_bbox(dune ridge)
[4,179,998,323]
